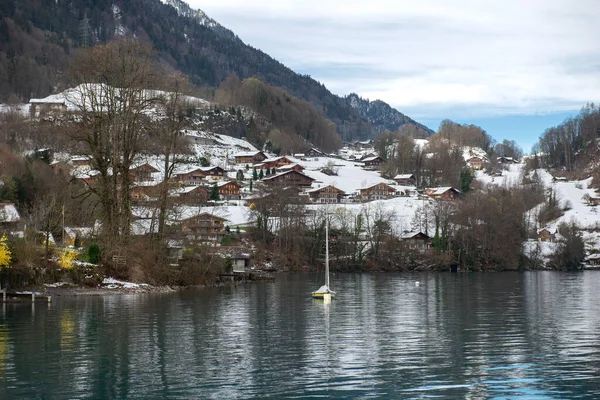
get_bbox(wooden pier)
[0,288,52,303]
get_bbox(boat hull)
[312,291,336,299]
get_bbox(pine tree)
[210,183,220,200]
[259,169,264,179]
[252,168,258,180]
[249,180,253,192]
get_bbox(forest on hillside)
[0,0,426,141]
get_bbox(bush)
[87,243,101,264]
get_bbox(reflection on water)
[0,272,600,398]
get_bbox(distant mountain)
[346,93,434,136]
[0,0,431,142]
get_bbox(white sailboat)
[312,218,336,299]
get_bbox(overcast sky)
[187,0,600,150]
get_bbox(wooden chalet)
[175,168,207,185]
[256,156,294,170]
[175,166,224,185]
[307,185,346,204]
[467,156,485,170]
[70,156,91,167]
[218,181,242,200]
[362,156,385,169]
[234,151,267,165]
[200,166,225,178]
[401,232,433,251]
[537,227,558,243]
[131,163,159,181]
[393,174,416,186]
[358,183,397,201]
[177,185,209,205]
[262,170,315,188]
[306,148,325,157]
[425,187,460,200]
[181,213,227,240]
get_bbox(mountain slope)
[0,0,431,141]
[346,93,433,135]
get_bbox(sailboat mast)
[325,217,330,287]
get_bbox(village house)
[362,155,385,170]
[214,247,252,273]
[307,185,346,204]
[467,156,485,170]
[306,148,325,158]
[234,151,267,165]
[174,166,225,186]
[358,183,397,201]
[588,196,600,206]
[0,203,21,232]
[401,232,433,251]
[255,156,294,170]
[425,187,461,201]
[262,170,315,188]
[200,166,225,178]
[181,213,227,241]
[130,163,159,182]
[498,156,518,164]
[537,227,559,242]
[552,176,568,183]
[393,174,417,186]
[175,168,207,186]
[218,181,242,200]
[29,98,67,117]
[177,185,209,205]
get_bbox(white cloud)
[187,0,600,118]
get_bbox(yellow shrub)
[59,248,79,270]
[0,235,11,269]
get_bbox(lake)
[1,271,600,399]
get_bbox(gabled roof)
[426,187,460,196]
[401,231,431,240]
[306,185,345,194]
[277,163,304,171]
[360,182,396,191]
[262,170,315,182]
[394,174,415,180]
[217,180,241,188]
[234,151,264,158]
[362,156,384,162]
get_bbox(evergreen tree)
[252,168,258,180]
[259,169,264,179]
[236,169,244,180]
[249,180,253,192]
[460,169,473,193]
[210,183,220,200]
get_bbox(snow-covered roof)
[0,203,20,223]
[427,187,459,196]
[217,180,240,188]
[234,151,263,157]
[306,185,344,194]
[394,174,415,180]
[360,182,396,191]
[362,156,383,162]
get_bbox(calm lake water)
[1,272,600,399]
